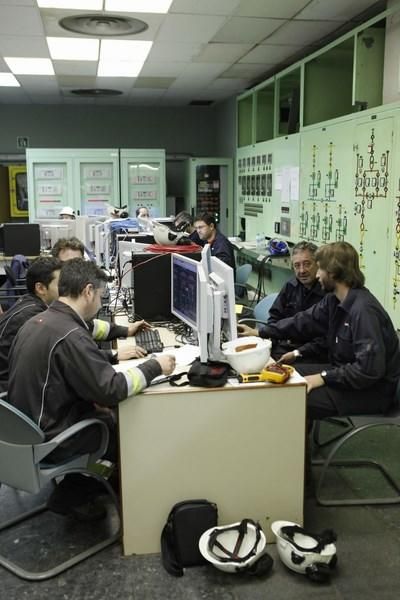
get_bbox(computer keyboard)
[135,328,164,354]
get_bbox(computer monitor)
[0,223,41,256]
[208,256,238,358]
[34,219,76,251]
[171,253,212,363]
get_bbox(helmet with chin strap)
[271,520,337,583]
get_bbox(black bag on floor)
[161,499,218,577]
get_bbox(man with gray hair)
[239,241,326,362]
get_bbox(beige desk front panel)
[118,382,306,555]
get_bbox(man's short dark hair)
[194,212,216,227]
[58,258,108,298]
[26,256,62,295]
[315,242,365,288]
[292,241,318,258]
[51,237,84,259]
[174,211,193,226]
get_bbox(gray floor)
[1,422,400,599]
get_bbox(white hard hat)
[271,520,337,582]
[59,206,75,217]
[199,519,273,576]
[152,221,187,246]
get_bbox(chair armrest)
[237,318,269,326]
[33,418,109,463]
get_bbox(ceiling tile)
[240,44,304,64]
[194,42,253,63]
[0,1,36,5]
[0,35,49,57]
[156,13,227,43]
[297,0,380,22]
[0,5,44,36]
[170,0,241,16]
[133,76,175,89]
[212,17,285,44]
[234,0,310,19]
[140,60,187,77]
[53,60,98,76]
[57,75,97,87]
[15,74,58,91]
[147,42,203,62]
[265,19,344,46]
[221,63,270,78]
[179,62,230,80]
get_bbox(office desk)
[118,368,306,555]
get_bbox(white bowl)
[222,336,272,374]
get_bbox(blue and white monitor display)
[171,253,199,329]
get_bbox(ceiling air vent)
[70,89,123,96]
[59,14,148,36]
[189,100,214,106]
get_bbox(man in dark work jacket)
[265,241,326,362]
[0,256,61,392]
[194,212,236,271]
[238,242,400,422]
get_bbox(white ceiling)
[0,0,385,107]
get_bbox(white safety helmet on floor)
[199,519,273,576]
[271,520,337,583]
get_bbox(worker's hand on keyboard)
[118,345,148,360]
[237,324,259,338]
[127,319,152,337]
[156,354,176,375]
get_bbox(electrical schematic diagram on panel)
[354,127,389,268]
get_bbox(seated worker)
[194,212,236,270]
[7,259,175,514]
[0,256,61,392]
[266,241,327,362]
[136,206,150,219]
[59,206,76,220]
[238,242,400,424]
[52,236,150,357]
[174,211,202,245]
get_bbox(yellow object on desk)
[238,364,294,384]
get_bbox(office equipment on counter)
[135,328,164,354]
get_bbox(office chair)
[0,396,121,581]
[235,263,252,301]
[312,379,400,506]
[237,292,279,328]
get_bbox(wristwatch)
[293,349,302,359]
[320,370,327,382]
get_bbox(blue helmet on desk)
[267,239,289,256]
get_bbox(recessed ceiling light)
[97,60,142,77]
[0,73,20,87]
[47,37,99,60]
[37,1,102,9]
[105,0,173,13]
[70,88,123,96]
[4,58,55,76]
[59,14,148,36]
[100,39,152,61]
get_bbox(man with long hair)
[239,242,400,421]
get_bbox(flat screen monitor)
[171,253,211,363]
[0,223,41,256]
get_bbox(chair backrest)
[235,263,252,286]
[254,292,279,323]
[0,398,45,493]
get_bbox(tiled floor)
[1,423,400,599]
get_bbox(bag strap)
[168,372,189,387]
[161,520,184,577]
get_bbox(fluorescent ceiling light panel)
[4,57,55,76]
[47,37,99,61]
[105,0,173,13]
[100,40,152,61]
[37,1,102,9]
[97,60,142,77]
[0,73,20,87]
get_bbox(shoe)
[47,473,106,515]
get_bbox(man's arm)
[259,295,329,341]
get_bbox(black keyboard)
[135,328,164,354]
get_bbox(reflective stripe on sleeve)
[92,318,111,340]
[124,367,147,397]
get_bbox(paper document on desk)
[113,344,199,373]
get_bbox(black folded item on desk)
[167,359,230,388]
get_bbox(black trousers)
[46,411,118,464]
